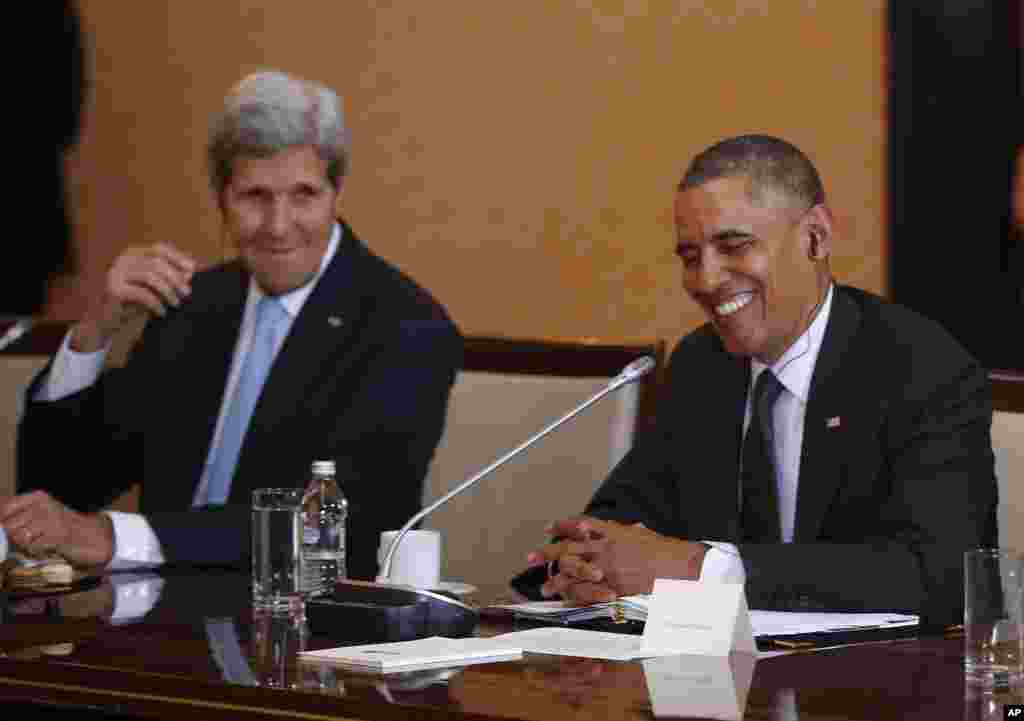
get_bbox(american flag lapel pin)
[826,416,841,429]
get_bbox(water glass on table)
[964,548,1024,688]
[252,488,305,611]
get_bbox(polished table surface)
[0,569,1019,721]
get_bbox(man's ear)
[333,178,345,215]
[803,204,834,261]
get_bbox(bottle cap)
[312,459,335,476]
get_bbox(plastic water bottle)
[300,459,347,596]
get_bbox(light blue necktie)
[203,296,285,505]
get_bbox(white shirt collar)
[246,222,341,317]
[750,283,834,403]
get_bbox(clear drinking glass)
[964,548,1024,688]
[252,488,305,610]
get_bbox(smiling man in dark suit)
[524,134,996,626]
[1,70,461,581]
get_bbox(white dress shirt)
[35,223,342,577]
[699,284,834,583]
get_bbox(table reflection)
[642,652,757,720]
[215,604,461,705]
[4,572,165,624]
[248,606,308,688]
[964,681,1024,721]
[0,571,983,721]
[522,656,613,709]
[205,605,331,691]
[770,687,800,721]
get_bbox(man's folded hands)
[526,516,707,605]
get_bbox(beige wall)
[55,1,887,351]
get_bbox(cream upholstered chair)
[0,322,68,499]
[0,320,139,511]
[991,372,1024,553]
[420,335,665,597]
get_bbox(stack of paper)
[299,636,522,673]
[496,627,673,661]
[485,596,918,639]
[623,597,919,639]
[750,610,918,637]
[484,596,650,624]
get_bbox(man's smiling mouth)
[714,292,754,317]
[260,245,297,256]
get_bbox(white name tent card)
[640,578,756,656]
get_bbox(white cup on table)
[378,529,441,589]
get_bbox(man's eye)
[676,248,699,267]
[722,238,752,253]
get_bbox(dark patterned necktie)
[740,369,784,542]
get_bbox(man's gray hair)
[207,70,349,196]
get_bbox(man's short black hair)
[678,134,825,209]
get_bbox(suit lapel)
[153,265,248,510]
[793,287,862,542]
[691,338,749,542]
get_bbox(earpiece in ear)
[809,231,825,260]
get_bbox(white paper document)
[750,610,918,637]
[489,596,918,638]
[484,597,647,624]
[484,599,619,623]
[496,627,677,661]
[299,636,522,673]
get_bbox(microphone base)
[305,579,479,644]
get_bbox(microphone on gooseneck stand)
[376,355,656,582]
[305,356,657,644]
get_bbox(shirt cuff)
[34,330,109,401]
[698,542,746,584]
[105,511,166,571]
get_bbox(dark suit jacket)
[18,221,462,580]
[516,286,996,627]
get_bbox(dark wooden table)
[0,570,1018,721]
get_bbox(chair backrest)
[0,321,68,499]
[0,321,139,511]
[420,335,666,597]
[992,371,1024,553]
